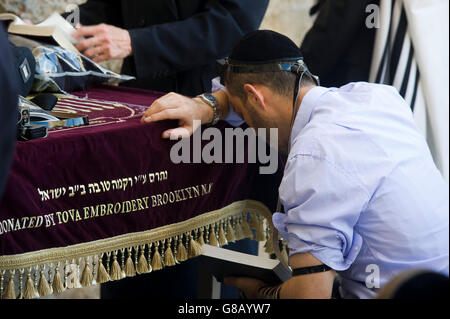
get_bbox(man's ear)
[243,84,266,109]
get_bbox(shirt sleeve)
[211,77,245,127]
[272,153,370,271]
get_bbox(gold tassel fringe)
[24,270,37,299]
[52,264,65,293]
[80,258,94,287]
[109,251,123,281]
[1,203,276,299]
[164,239,176,267]
[209,225,219,247]
[218,223,228,246]
[137,246,150,274]
[151,242,163,271]
[96,254,110,283]
[188,234,202,258]
[226,220,235,243]
[124,248,136,277]
[176,236,188,262]
[38,267,52,297]
[3,270,16,299]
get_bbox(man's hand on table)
[141,91,228,139]
[73,24,132,63]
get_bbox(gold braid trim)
[0,200,274,299]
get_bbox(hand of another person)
[141,93,214,139]
[73,24,132,62]
[223,276,268,299]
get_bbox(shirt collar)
[290,86,331,145]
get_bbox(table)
[0,84,283,299]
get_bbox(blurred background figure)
[376,269,449,299]
[69,0,269,97]
[301,0,449,182]
[0,23,18,201]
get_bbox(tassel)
[249,213,260,230]
[264,227,274,254]
[226,221,236,243]
[188,234,203,258]
[109,251,123,281]
[253,215,266,242]
[120,248,126,278]
[281,242,289,264]
[80,258,94,287]
[124,248,136,277]
[38,267,52,297]
[198,229,205,245]
[96,255,110,284]
[52,264,65,293]
[151,242,164,271]
[3,270,16,299]
[234,219,244,240]
[218,223,228,246]
[176,236,188,262]
[164,239,176,267]
[24,270,37,299]
[241,218,253,240]
[209,225,219,247]
[137,245,150,274]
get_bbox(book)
[198,244,292,286]
[0,12,79,52]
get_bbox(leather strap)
[292,264,332,276]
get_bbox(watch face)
[204,94,216,104]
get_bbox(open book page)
[0,13,26,25]
[36,12,77,44]
[0,12,78,52]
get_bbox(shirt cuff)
[272,212,363,271]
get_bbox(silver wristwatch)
[198,93,220,126]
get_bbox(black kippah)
[229,30,303,63]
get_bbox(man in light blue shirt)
[142,30,449,298]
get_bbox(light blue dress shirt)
[214,79,449,299]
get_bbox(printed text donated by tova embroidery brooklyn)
[0,182,214,236]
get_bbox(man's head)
[221,30,317,153]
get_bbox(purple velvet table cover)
[0,84,281,257]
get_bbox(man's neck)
[293,85,315,121]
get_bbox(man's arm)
[76,0,268,72]
[141,89,230,139]
[224,252,336,299]
[72,0,123,27]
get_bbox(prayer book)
[0,12,79,52]
[198,244,292,286]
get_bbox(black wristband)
[291,264,333,276]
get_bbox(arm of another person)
[70,0,123,27]
[76,0,268,71]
